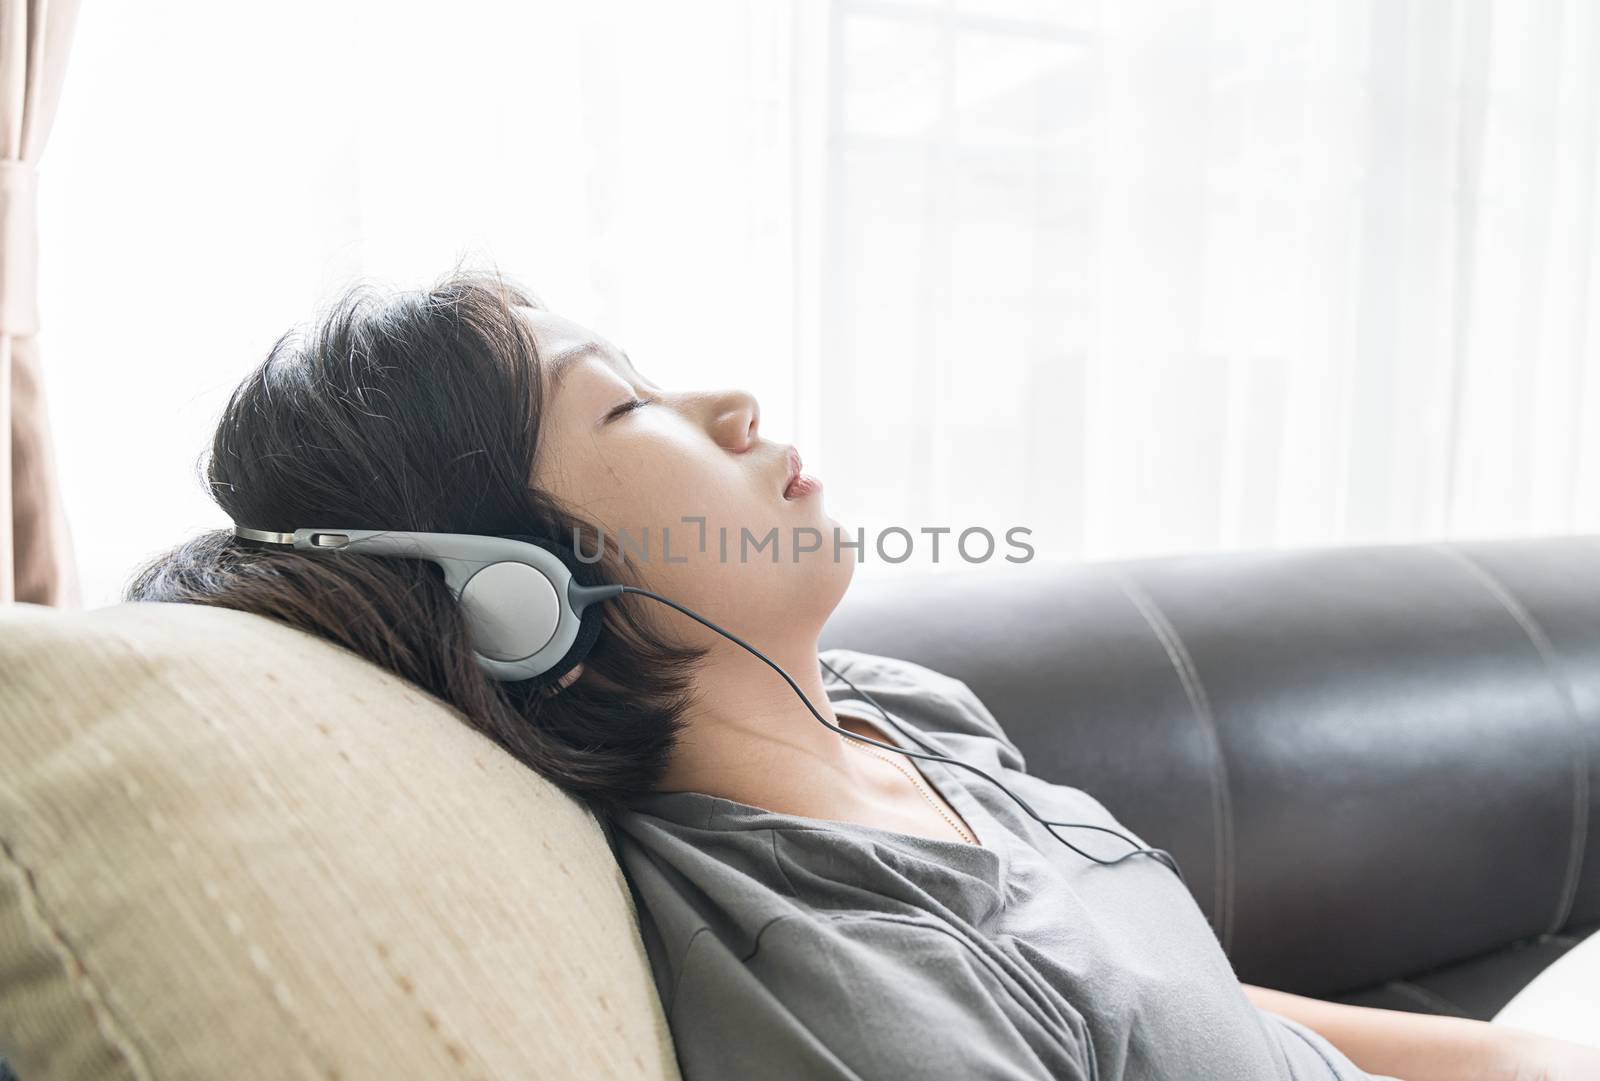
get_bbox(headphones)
[232,523,1186,884]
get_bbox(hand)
[1486,1028,1600,1081]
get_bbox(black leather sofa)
[818,533,1600,1021]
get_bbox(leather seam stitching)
[1107,569,1235,955]
[1430,543,1589,935]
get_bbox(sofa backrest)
[819,534,1600,997]
[0,601,680,1081]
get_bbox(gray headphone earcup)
[497,533,606,688]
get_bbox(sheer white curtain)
[37,0,1600,608]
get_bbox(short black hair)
[123,259,708,817]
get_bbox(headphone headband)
[232,524,297,546]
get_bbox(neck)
[652,635,902,817]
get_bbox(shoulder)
[819,647,1027,772]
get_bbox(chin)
[804,521,857,613]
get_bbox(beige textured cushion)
[0,601,680,1081]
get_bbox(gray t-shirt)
[605,648,1399,1081]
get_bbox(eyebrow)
[547,345,652,391]
[547,345,594,391]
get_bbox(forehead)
[514,305,633,389]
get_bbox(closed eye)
[603,395,657,423]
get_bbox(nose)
[707,388,761,452]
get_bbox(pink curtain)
[1,0,81,606]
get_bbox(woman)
[128,268,1596,1081]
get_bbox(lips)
[782,445,821,500]
[783,446,802,493]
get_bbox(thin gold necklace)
[839,730,979,846]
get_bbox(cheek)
[554,437,701,535]
[554,432,781,571]
[601,434,748,518]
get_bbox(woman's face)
[520,306,855,646]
